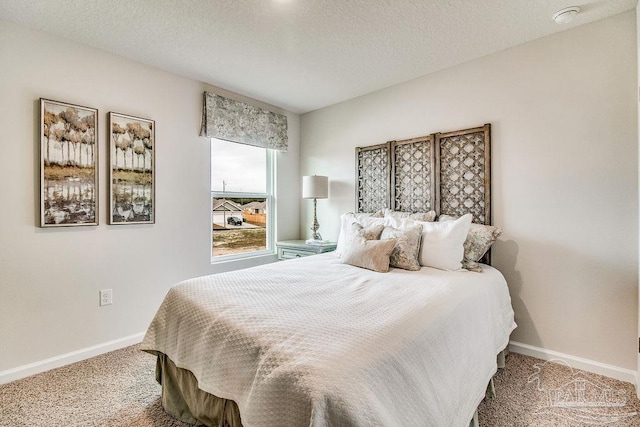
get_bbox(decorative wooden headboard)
[356,123,491,225]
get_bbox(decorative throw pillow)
[416,214,472,271]
[380,224,423,271]
[352,222,384,240]
[336,213,387,256]
[341,236,397,273]
[339,222,384,259]
[383,208,436,222]
[439,214,503,272]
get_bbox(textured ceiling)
[0,0,635,113]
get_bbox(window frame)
[210,144,275,262]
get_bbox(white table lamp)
[302,175,328,242]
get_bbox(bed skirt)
[151,348,509,427]
[154,352,242,427]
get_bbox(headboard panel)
[391,135,436,213]
[356,123,491,226]
[355,143,391,214]
[435,124,491,224]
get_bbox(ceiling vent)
[553,6,580,24]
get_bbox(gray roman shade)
[200,92,288,151]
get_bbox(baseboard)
[2,336,636,388]
[0,332,145,385]
[509,340,637,385]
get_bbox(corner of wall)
[636,0,640,399]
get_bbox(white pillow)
[439,214,503,272]
[335,213,388,256]
[416,214,472,271]
[385,217,422,230]
[383,208,436,222]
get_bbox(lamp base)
[309,198,322,243]
[308,231,322,242]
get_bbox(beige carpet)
[479,354,640,427]
[1,345,640,426]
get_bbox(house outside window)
[211,138,274,260]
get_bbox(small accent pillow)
[339,222,385,259]
[341,236,397,273]
[352,222,384,240]
[439,214,503,272]
[416,214,472,271]
[383,208,436,222]
[336,213,387,256]
[380,224,423,271]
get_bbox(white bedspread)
[141,253,516,427]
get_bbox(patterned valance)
[200,92,288,151]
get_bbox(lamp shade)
[302,175,328,199]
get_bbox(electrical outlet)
[100,289,113,306]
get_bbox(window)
[211,139,274,259]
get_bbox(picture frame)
[40,98,98,227]
[108,112,155,224]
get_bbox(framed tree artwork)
[108,112,155,224]
[40,98,98,227]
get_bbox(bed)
[141,123,517,426]
[142,252,514,426]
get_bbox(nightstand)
[276,240,337,260]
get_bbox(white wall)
[301,12,638,370]
[637,1,640,386]
[0,19,300,374]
